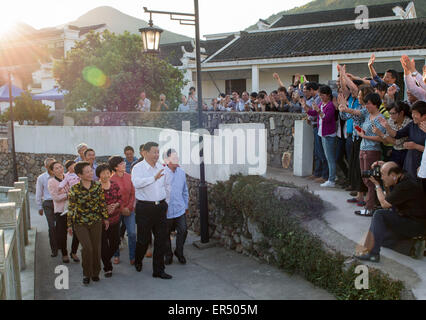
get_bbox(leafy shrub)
[208,174,404,300]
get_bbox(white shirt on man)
[35,171,52,210]
[137,98,151,112]
[418,138,426,178]
[131,159,166,201]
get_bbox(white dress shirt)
[418,138,426,179]
[35,171,53,210]
[137,98,151,112]
[131,159,166,201]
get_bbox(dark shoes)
[135,263,143,272]
[165,256,173,265]
[62,255,70,263]
[104,271,112,278]
[91,276,100,282]
[153,272,172,279]
[51,250,58,258]
[83,277,90,285]
[70,253,80,263]
[174,251,186,264]
[354,252,380,262]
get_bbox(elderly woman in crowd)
[339,93,387,217]
[96,164,122,278]
[109,156,136,265]
[75,143,88,162]
[47,161,70,263]
[68,162,109,285]
[373,101,412,168]
[339,66,373,207]
[379,101,426,180]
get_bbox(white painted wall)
[14,124,267,183]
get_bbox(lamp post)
[8,70,18,182]
[141,1,210,244]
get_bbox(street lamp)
[141,1,210,244]
[139,12,163,53]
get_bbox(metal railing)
[0,177,30,300]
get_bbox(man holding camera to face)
[355,161,426,262]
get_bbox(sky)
[1,0,313,38]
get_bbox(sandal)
[357,201,366,207]
[354,209,374,217]
[113,257,120,264]
[347,198,358,203]
[354,252,380,262]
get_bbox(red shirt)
[110,172,135,213]
[103,181,121,225]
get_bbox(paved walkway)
[265,167,426,300]
[30,194,333,300]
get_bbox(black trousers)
[165,214,188,258]
[369,209,426,255]
[101,222,120,272]
[42,200,57,254]
[54,213,68,256]
[348,137,367,193]
[70,228,80,255]
[135,201,168,274]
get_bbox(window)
[225,79,246,95]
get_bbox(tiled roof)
[271,2,411,28]
[159,35,235,66]
[78,24,107,37]
[207,18,426,63]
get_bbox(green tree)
[53,30,186,112]
[1,91,52,125]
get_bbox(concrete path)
[30,194,333,300]
[266,167,426,300]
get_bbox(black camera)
[361,165,381,180]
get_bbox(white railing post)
[0,203,22,300]
[18,177,31,231]
[7,189,26,271]
[13,182,28,246]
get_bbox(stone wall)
[0,150,109,192]
[56,111,305,168]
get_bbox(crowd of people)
[35,53,426,280]
[296,54,426,262]
[36,143,189,285]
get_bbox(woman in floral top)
[67,161,109,286]
[96,163,122,278]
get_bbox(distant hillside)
[65,6,192,44]
[247,0,426,30]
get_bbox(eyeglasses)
[389,112,398,115]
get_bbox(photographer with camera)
[355,161,426,262]
[158,94,169,112]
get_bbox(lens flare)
[82,66,109,88]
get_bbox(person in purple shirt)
[305,85,336,188]
[301,82,329,183]
[306,86,337,188]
